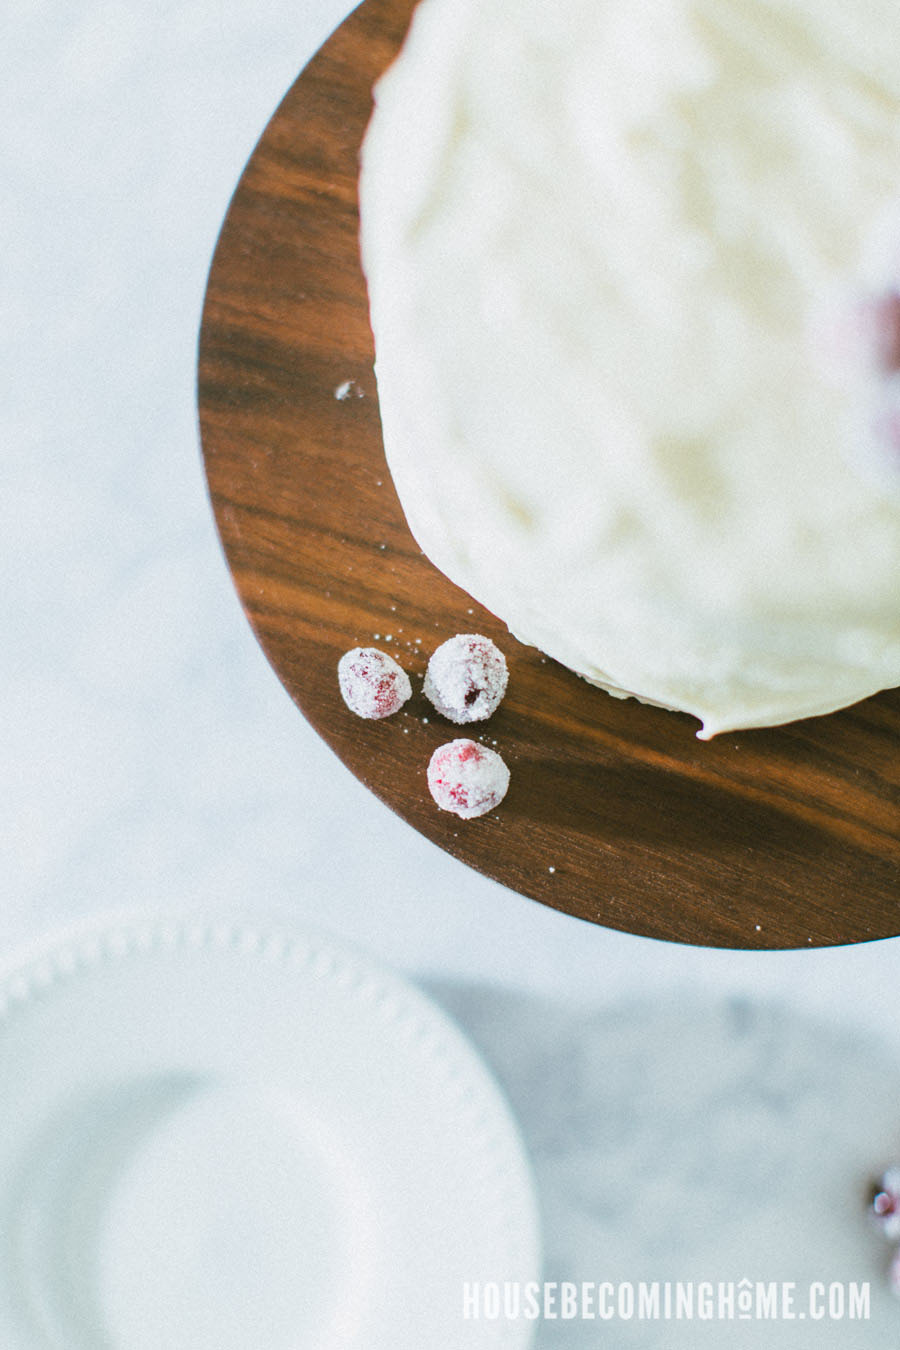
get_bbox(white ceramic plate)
[0,916,539,1350]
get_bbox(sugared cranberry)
[869,1167,900,1241]
[427,739,510,819]
[857,290,900,375]
[338,647,412,719]
[423,634,508,724]
[820,289,900,385]
[888,1246,900,1298]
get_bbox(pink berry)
[427,739,510,819]
[869,1168,900,1241]
[858,290,900,374]
[423,634,508,724]
[819,289,900,384]
[338,647,412,719]
[888,1247,900,1299]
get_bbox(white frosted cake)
[359,0,900,738]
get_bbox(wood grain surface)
[197,0,900,949]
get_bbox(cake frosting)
[359,0,900,737]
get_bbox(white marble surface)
[5,1,900,1343]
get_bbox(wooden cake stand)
[198,0,900,949]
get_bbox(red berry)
[338,647,412,719]
[888,1246,900,1299]
[869,1168,900,1241]
[859,290,900,374]
[423,634,508,723]
[427,738,510,818]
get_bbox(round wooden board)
[198,0,900,950]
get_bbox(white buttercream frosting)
[360,0,900,737]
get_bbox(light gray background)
[5,2,900,1343]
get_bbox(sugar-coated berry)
[888,1246,900,1299]
[869,1167,900,1242]
[427,738,510,819]
[423,633,508,723]
[338,647,412,719]
[858,290,900,375]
